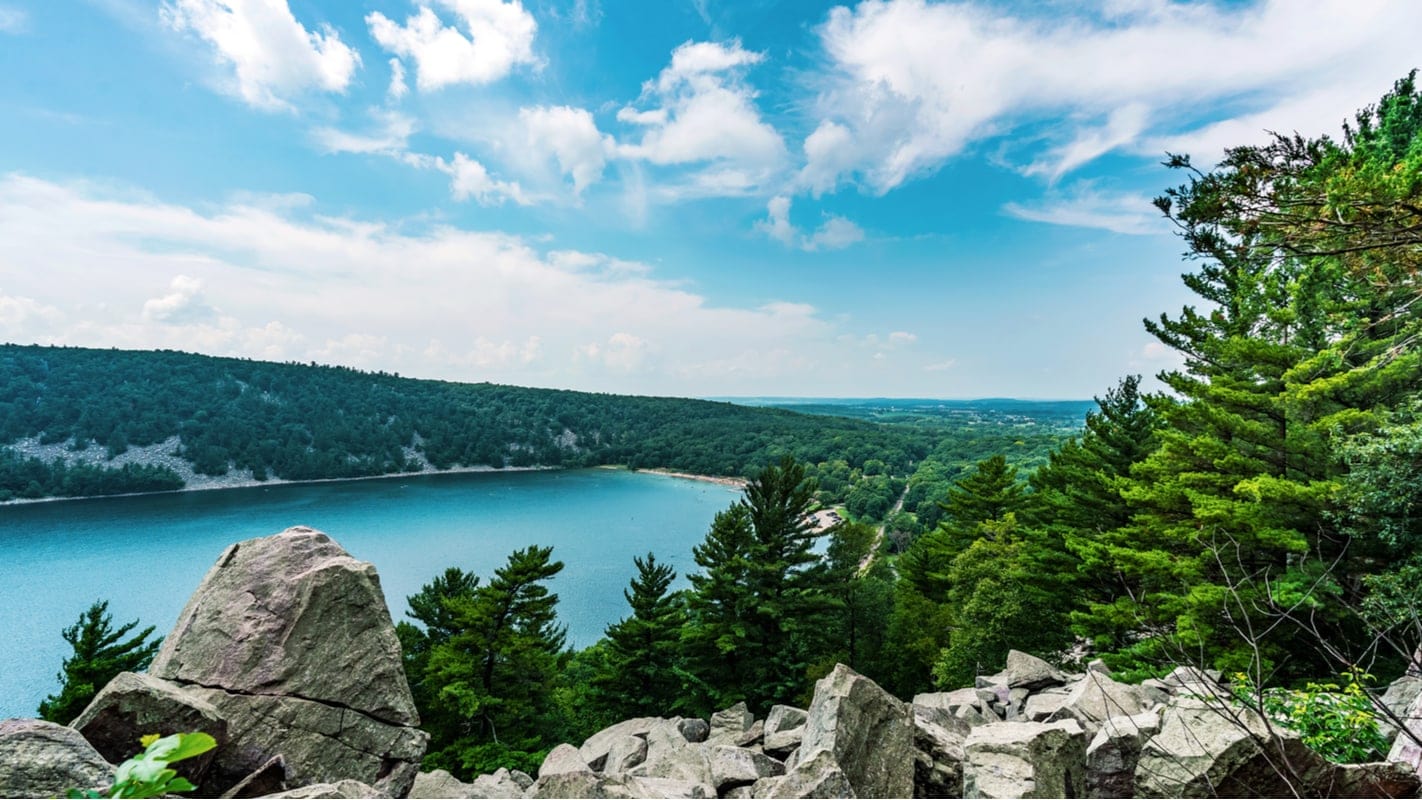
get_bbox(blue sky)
[0,0,1417,398]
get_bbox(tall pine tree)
[592,552,686,719]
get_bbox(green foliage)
[590,553,686,719]
[406,549,568,779]
[1232,671,1389,764]
[69,732,217,799]
[40,601,161,724]
[813,521,895,687]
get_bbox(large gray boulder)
[70,671,227,786]
[1390,683,1422,782]
[912,705,966,798]
[1134,695,1331,797]
[264,779,383,798]
[142,527,427,797]
[1050,672,1150,732]
[603,735,649,774]
[410,769,476,799]
[1085,711,1161,798]
[709,745,785,790]
[763,705,807,757]
[798,663,914,798]
[540,743,592,777]
[983,650,1068,691]
[750,750,854,799]
[628,719,714,787]
[709,702,755,744]
[0,718,112,799]
[579,717,659,770]
[1380,676,1422,745]
[962,719,1087,799]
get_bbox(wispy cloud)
[1003,185,1165,236]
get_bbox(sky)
[0,0,1418,399]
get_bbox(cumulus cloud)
[161,0,359,111]
[803,0,1422,194]
[0,174,923,395]
[616,39,787,198]
[755,195,864,251]
[516,105,613,197]
[367,0,538,91]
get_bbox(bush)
[1232,669,1389,764]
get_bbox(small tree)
[592,552,685,719]
[39,600,160,723]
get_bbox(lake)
[0,468,741,720]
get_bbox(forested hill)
[0,345,956,502]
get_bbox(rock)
[579,717,660,770]
[1021,690,1070,723]
[1087,659,1111,675]
[184,678,427,796]
[144,528,427,797]
[1134,695,1331,797]
[1381,676,1422,746]
[1160,666,1225,698]
[1390,684,1422,782]
[527,772,624,799]
[963,719,1087,799]
[709,702,755,744]
[71,671,228,786]
[540,743,591,777]
[602,734,648,774]
[219,755,287,798]
[0,718,112,799]
[1084,712,1160,799]
[954,703,996,727]
[470,768,532,799]
[151,527,417,725]
[723,785,754,799]
[912,706,966,799]
[985,650,1068,691]
[734,719,766,748]
[1137,679,1172,708]
[629,720,713,786]
[913,688,982,716]
[264,779,384,798]
[621,776,714,798]
[1049,673,1149,732]
[750,750,854,799]
[1326,761,1421,798]
[763,706,807,757]
[709,745,785,789]
[799,663,914,798]
[678,718,710,744]
[409,769,473,799]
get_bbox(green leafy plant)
[69,732,217,799]
[1232,669,1389,764]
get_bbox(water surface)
[0,468,740,719]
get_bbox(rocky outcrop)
[963,719,1087,799]
[1390,683,1422,783]
[83,527,428,798]
[0,719,112,799]
[1084,711,1160,798]
[798,664,915,798]
[71,670,228,785]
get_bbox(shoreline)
[1,463,748,507]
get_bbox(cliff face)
[2,527,1420,799]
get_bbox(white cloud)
[755,195,864,251]
[142,275,218,323]
[388,58,409,101]
[445,152,528,204]
[312,110,416,155]
[616,39,786,197]
[804,0,1422,194]
[516,106,613,197]
[0,174,924,395]
[1003,184,1165,236]
[367,0,538,92]
[161,0,359,111]
[923,359,957,372]
[0,5,28,33]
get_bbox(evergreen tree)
[396,567,480,752]
[682,504,756,712]
[938,455,1024,550]
[421,547,567,777]
[816,521,895,688]
[39,600,160,723]
[592,552,686,719]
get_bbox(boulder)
[799,663,914,798]
[1021,690,1070,723]
[1390,684,1422,782]
[913,688,982,717]
[963,719,1087,799]
[1160,666,1225,698]
[579,717,659,770]
[219,754,287,798]
[410,769,475,799]
[912,706,966,799]
[265,779,383,798]
[470,768,532,799]
[750,750,854,799]
[629,720,714,786]
[621,776,714,798]
[602,734,649,774]
[142,528,427,797]
[527,771,619,798]
[1084,711,1161,799]
[0,718,112,799]
[763,706,807,757]
[678,718,710,744]
[1049,673,1149,732]
[709,702,755,744]
[1380,676,1422,744]
[984,650,1068,691]
[1325,761,1421,798]
[71,671,227,786]
[709,745,785,789]
[540,743,592,777]
[1134,695,1331,797]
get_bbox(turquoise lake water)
[0,468,741,720]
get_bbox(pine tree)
[39,600,160,724]
[592,552,685,719]
[939,455,1024,550]
[396,567,479,753]
[422,547,567,777]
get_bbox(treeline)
[0,449,183,502]
[398,74,1422,778]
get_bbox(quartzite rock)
[539,743,592,777]
[143,528,427,797]
[579,717,660,769]
[1390,685,1422,782]
[750,750,854,799]
[709,745,785,789]
[962,719,1087,799]
[986,650,1068,691]
[798,663,914,798]
[912,705,966,799]
[1050,672,1150,732]
[0,718,112,799]
[603,734,649,774]
[71,671,227,786]
[263,779,383,798]
[410,769,474,799]
[709,702,755,744]
[1085,711,1161,799]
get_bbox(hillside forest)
[26,74,1422,780]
